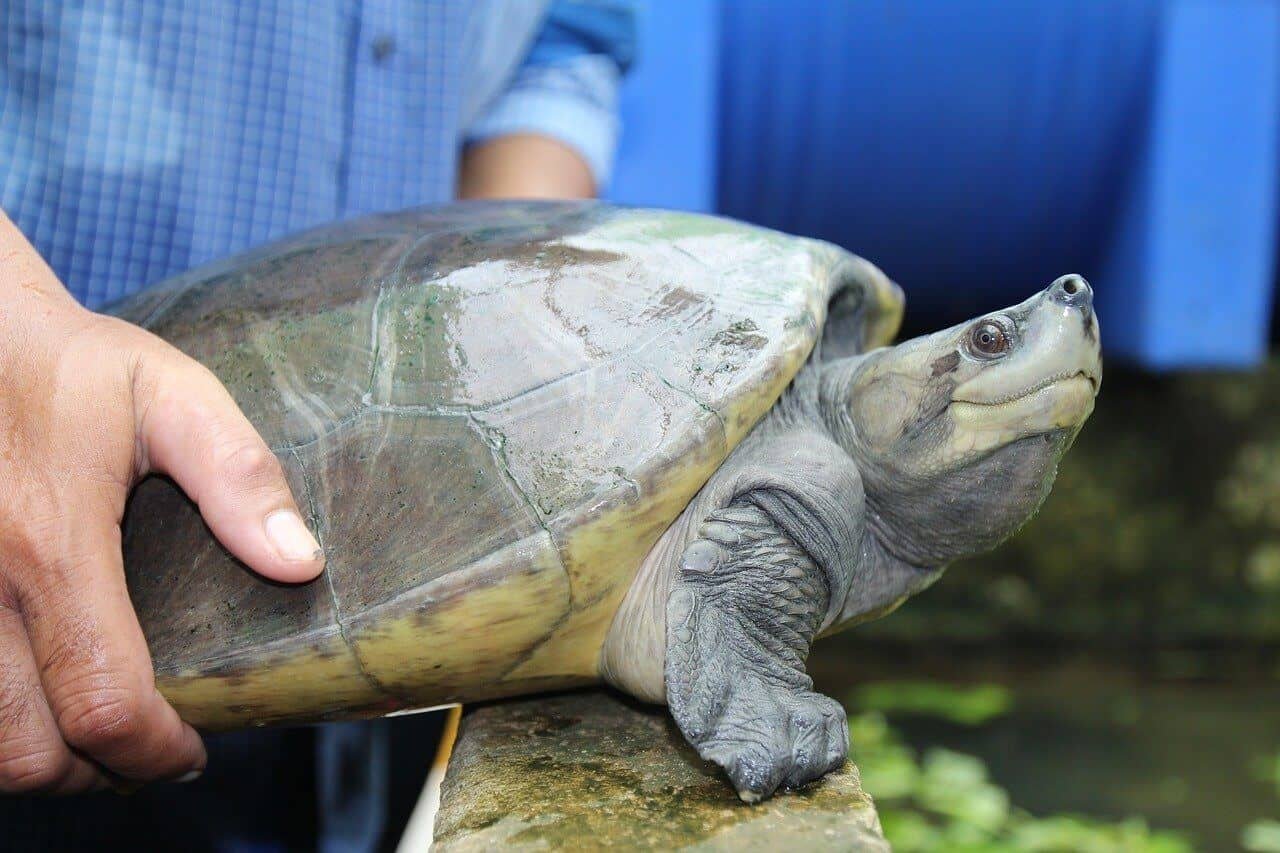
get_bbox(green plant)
[847,698,1194,852]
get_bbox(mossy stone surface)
[433,691,888,851]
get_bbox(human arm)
[458,0,637,200]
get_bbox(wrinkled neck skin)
[718,356,943,635]
[786,356,949,630]
[815,350,1071,626]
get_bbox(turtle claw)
[710,687,849,803]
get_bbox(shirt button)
[371,35,395,63]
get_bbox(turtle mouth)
[952,369,1098,408]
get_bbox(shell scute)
[295,412,547,616]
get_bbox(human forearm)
[458,133,597,200]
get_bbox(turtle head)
[826,274,1101,567]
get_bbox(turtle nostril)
[1049,274,1093,310]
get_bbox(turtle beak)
[1046,274,1101,392]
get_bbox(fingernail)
[176,769,203,783]
[264,510,324,562]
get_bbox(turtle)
[113,201,1101,802]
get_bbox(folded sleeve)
[464,0,638,189]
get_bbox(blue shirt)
[1,0,635,309]
[0,2,634,851]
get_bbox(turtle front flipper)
[663,433,866,802]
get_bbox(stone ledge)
[433,690,888,851]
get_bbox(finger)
[133,347,324,583]
[0,602,105,793]
[21,528,207,782]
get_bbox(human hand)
[0,212,325,793]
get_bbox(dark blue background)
[610,0,1280,368]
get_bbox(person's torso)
[0,0,547,308]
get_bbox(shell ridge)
[367,230,452,403]
[365,282,388,401]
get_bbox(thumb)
[133,344,325,584]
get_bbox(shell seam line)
[365,282,388,398]
[467,412,562,543]
[465,412,625,682]
[269,345,712,455]
[495,603,573,681]
[466,413,574,613]
[648,367,728,436]
[290,447,413,706]
[268,403,476,454]
[552,580,662,686]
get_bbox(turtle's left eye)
[968,320,1011,358]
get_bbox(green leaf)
[1243,820,1280,853]
[851,681,1014,725]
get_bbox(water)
[810,646,1280,850]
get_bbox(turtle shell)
[115,201,903,729]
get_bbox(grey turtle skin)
[602,275,1100,801]
[113,203,1100,805]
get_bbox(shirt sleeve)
[463,0,638,190]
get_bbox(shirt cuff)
[463,53,622,191]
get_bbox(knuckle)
[0,499,121,602]
[0,747,70,793]
[0,671,37,736]
[0,497,63,573]
[217,441,285,492]
[0,576,21,616]
[55,685,147,754]
[33,620,99,682]
[23,550,110,605]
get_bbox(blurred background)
[6,1,1278,850]
[607,1,1279,850]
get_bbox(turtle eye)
[967,320,1011,358]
